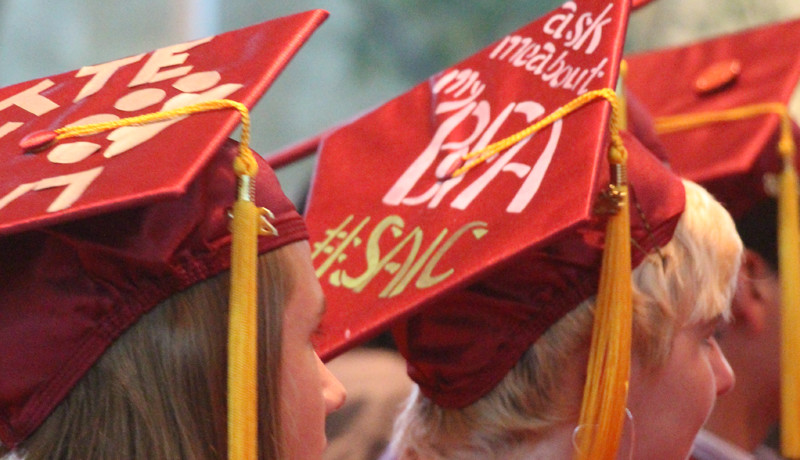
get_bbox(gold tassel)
[576,153,631,460]
[443,87,632,459]
[227,103,261,459]
[228,170,259,460]
[572,63,633,460]
[777,114,800,459]
[27,100,264,460]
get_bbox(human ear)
[731,249,774,335]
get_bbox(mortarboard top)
[625,16,800,457]
[303,0,684,457]
[0,10,327,451]
[624,16,800,220]
[0,10,327,237]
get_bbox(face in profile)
[278,241,347,458]
[624,314,735,460]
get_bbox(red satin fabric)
[305,0,686,408]
[625,16,800,219]
[0,10,328,237]
[393,133,683,408]
[0,9,327,448]
[0,140,307,448]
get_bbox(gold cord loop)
[448,88,628,179]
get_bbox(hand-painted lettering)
[0,79,59,116]
[73,54,145,102]
[0,166,104,213]
[313,215,488,298]
[129,36,214,87]
[0,32,246,217]
[384,70,562,213]
[490,2,614,94]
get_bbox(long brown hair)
[18,249,291,459]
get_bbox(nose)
[710,339,735,396]
[317,354,347,415]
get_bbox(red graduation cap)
[625,16,800,220]
[0,10,326,236]
[625,16,800,457]
[301,0,685,456]
[0,10,327,451]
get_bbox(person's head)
[702,199,782,447]
[389,179,741,459]
[294,2,727,458]
[279,240,348,459]
[625,16,800,455]
[11,239,345,460]
[0,139,345,459]
[0,11,341,458]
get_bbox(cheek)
[279,333,329,457]
[626,342,718,459]
[280,339,326,418]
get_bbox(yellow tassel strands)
[449,87,633,460]
[777,112,800,459]
[228,106,261,460]
[575,95,631,460]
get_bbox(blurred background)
[2,0,798,206]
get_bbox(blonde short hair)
[390,180,743,459]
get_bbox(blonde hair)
[15,249,292,459]
[390,180,743,459]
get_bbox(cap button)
[694,59,741,95]
[19,130,57,152]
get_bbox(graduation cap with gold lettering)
[0,10,327,456]
[295,0,686,457]
[625,16,800,457]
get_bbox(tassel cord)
[41,99,262,460]
[449,87,632,460]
